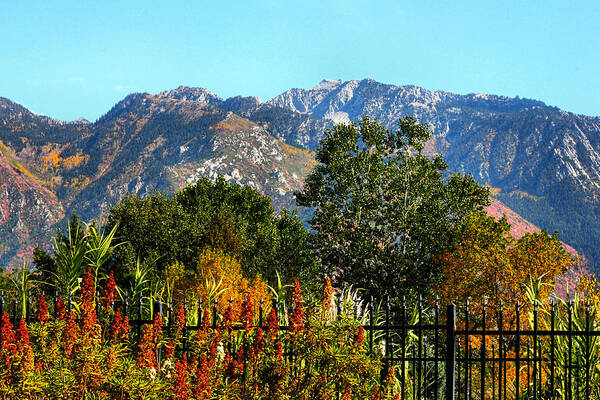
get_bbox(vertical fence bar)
[550,299,555,397]
[568,301,573,400]
[369,297,374,356]
[54,290,58,318]
[401,297,407,400]
[445,304,456,400]
[13,297,17,325]
[413,342,417,400]
[0,292,3,320]
[434,298,440,400]
[464,301,469,400]
[468,338,472,400]
[456,337,462,400]
[418,296,423,400]
[515,302,520,400]
[384,295,390,380]
[491,343,495,400]
[533,301,538,400]
[197,299,203,330]
[259,298,264,328]
[212,299,218,329]
[586,302,591,400]
[481,302,486,400]
[498,303,503,400]
[26,295,31,323]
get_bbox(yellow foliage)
[41,149,88,170]
[177,249,271,314]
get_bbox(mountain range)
[1,78,597,270]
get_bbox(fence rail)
[0,291,598,399]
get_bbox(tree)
[434,211,573,317]
[104,177,318,292]
[295,116,490,301]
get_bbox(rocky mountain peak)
[159,86,223,106]
[312,79,343,91]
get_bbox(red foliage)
[355,326,365,348]
[266,308,278,340]
[37,294,49,324]
[252,327,265,357]
[55,296,66,321]
[174,304,186,337]
[240,295,254,330]
[172,353,190,400]
[104,271,117,310]
[81,267,97,333]
[193,355,211,400]
[16,318,30,350]
[222,302,233,331]
[289,281,304,334]
[62,312,80,357]
[0,312,16,355]
[137,325,157,369]
[112,308,130,343]
[152,312,163,344]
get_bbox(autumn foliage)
[434,211,573,316]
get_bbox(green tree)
[296,116,490,301]
[104,176,318,292]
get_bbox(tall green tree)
[296,116,490,300]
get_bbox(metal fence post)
[446,303,456,400]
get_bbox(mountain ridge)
[0,79,596,271]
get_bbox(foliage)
[296,116,490,301]
[0,278,397,400]
[176,248,272,314]
[434,211,573,317]
[104,177,318,293]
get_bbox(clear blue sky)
[1,0,599,121]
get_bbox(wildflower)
[172,353,190,399]
[137,325,157,369]
[174,304,186,338]
[16,319,30,350]
[321,276,333,319]
[355,325,365,348]
[81,267,95,304]
[81,267,97,333]
[222,302,233,331]
[342,386,352,400]
[0,312,16,355]
[240,295,254,330]
[37,294,49,324]
[62,312,79,356]
[276,341,283,361]
[266,308,278,340]
[152,312,164,344]
[112,308,130,342]
[55,296,66,320]
[289,281,304,334]
[193,355,211,400]
[164,339,175,361]
[104,270,117,311]
[251,327,265,357]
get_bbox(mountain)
[270,79,600,267]
[0,91,316,266]
[0,80,595,271]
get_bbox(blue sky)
[1,0,599,121]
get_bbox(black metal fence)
[1,291,599,399]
